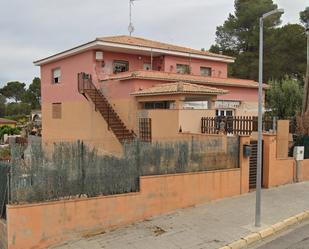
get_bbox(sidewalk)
[51,181,309,249]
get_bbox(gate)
[249,140,263,189]
[0,163,9,220]
[139,118,152,142]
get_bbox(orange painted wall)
[301,159,309,181]
[6,161,249,249]
[42,101,123,155]
[0,219,7,249]
[263,134,295,188]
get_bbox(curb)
[219,210,309,249]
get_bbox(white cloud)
[0,0,307,85]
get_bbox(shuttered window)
[52,68,61,84]
[52,103,62,119]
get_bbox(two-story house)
[34,35,263,154]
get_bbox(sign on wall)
[215,100,241,109]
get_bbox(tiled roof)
[131,82,228,96]
[102,70,266,89]
[97,35,233,60]
[0,118,17,124]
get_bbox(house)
[0,118,17,128]
[34,35,264,154]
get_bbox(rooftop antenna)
[128,0,136,36]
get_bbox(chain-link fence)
[6,136,239,205]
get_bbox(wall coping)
[276,157,294,161]
[7,168,240,209]
[263,133,276,137]
[179,132,226,137]
[141,168,240,179]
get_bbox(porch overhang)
[131,82,229,97]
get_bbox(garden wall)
[300,159,309,181]
[6,170,245,249]
[0,219,7,249]
[263,134,295,188]
[5,136,250,249]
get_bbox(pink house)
[34,35,263,154]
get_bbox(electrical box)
[95,51,104,61]
[293,146,304,161]
[243,144,252,157]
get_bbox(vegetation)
[209,0,307,82]
[300,7,309,134]
[0,77,41,120]
[267,77,303,119]
[0,125,20,139]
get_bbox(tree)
[0,94,6,117]
[22,77,41,109]
[267,77,303,119]
[5,103,31,116]
[267,24,306,81]
[300,7,309,25]
[0,81,26,102]
[300,6,309,134]
[209,0,306,82]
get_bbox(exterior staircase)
[78,72,135,143]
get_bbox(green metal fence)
[7,136,239,205]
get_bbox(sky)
[0,0,307,86]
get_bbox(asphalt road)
[250,220,309,249]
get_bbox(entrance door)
[216,109,234,117]
[249,140,264,189]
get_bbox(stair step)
[79,75,136,143]
[112,127,130,132]
[109,123,127,127]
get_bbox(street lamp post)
[256,8,284,227]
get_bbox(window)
[113,60,129,74]
[143,63,151,70]
[143,101,174,109]
[176,64,190,74]
[183,101,208,109]
[200,67,212,76]
[52,103,62,119]
[52,68,61,84]
[216,109,234,117]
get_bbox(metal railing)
[77,72,136,142]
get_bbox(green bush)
[0,125,20,139]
